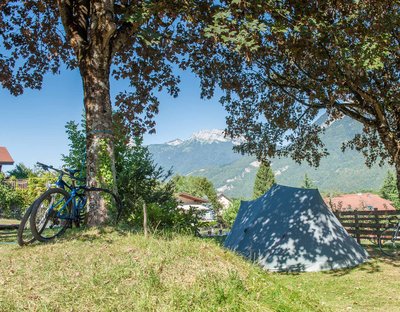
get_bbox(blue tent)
[224,184,369,272]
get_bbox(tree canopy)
[0,1,249,223]
[7,163,34,179]
[204,1,400,180]
[0,0,243,134]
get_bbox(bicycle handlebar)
[36,162,85,182]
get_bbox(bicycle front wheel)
[30,188,72,242]
[378,227,400,257]
[17,203,36,246]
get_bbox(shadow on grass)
[320,245,400,276]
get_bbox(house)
[176,192,215,221]
[0,147,14,173]
[217,193,232,210]
[325,193,396,212]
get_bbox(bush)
[0,173,25,219]
[62,115,201,232]
[222,199,242,227]
[115,137,200,233]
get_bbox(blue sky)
[0,68,227,170]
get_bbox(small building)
[217,193,232,210]
[325,193,396,212]
[0,147,14,173]
[176,192,215,221]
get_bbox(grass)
[0,218,19,225]
[0,228,399,311]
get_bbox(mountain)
[148,117,391,199]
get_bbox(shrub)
[0,173,25,219]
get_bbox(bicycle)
[29,162,121,243]
[378,216,400,257]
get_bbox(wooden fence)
[334,209,400,244]
[6,179,28,189]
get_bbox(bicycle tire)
[73,194,87,228]
[30,188,72,242]
[17,202,37,246]
[378,227,400,257]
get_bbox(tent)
[224,184,369,272]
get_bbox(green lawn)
[0,218,19,225]
[0,228,399,311]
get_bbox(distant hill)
[148,116,391,199]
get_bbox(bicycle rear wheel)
[17,202,36,246]
[378,227,400,257]
[29,188,72,242]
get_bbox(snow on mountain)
[274,165,289,176]
[250,161,261,168]
[166,139,183,146]
[189,129,229,144]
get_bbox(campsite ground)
[0,228,399,311]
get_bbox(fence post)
[354,210,361,244]
[374,208,380,242]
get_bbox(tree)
[301,174,315,189]
[380,171,400,209]
[203,1,400,197]
[8,163,34,179]
[62,115,192,230]
[61,120,87,177]
[1,1,236,225]
[253,161,275,198]
[222,198,241,227]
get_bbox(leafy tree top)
[202,1,399,168]
[1,1,256,135]
[301,173,316,189]
[7,163,34,179]
[253,161,275,198]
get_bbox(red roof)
[176,192,209,204]
[325,193,396,212]
[0,147,14,165]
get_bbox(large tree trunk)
[80,48,118,226]
[58,1,119,226]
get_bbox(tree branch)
[57,0,87,56]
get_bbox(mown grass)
[0,218,19,225]
[0,228,399,311]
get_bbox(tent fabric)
[224,184,369,272]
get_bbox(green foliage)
[61,120,86,178]
[0,173,24,219]
[62,116,197,231]
[97,138,114,187]
[301,174,316,189]
[172,175,223,214]
[222,199,241,227]
[7,163,34,179]
[24,173,57,204]
[116,137,195,231]
[253,161,275,198]
[0,166,58,219]
[380,171,400,209]
[202,1,400,180]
